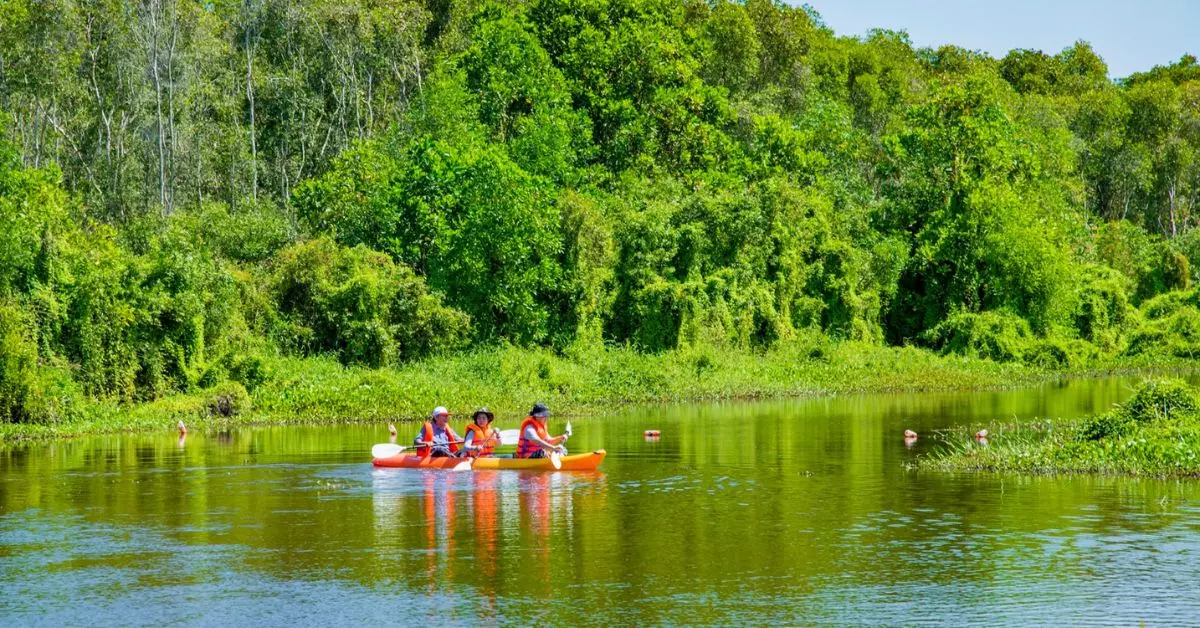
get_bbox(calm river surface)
[5,375,1200,625]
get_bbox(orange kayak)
[373,449,606,471]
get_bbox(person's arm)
[525,425,564,453]
[463,430,478,452]
[414,428,428,447]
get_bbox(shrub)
[1169,227,1200,286]
[22,363,86,425]
[1096,220,1157,301]
[1072,264,1135,350]
[921,310,1032,362]
[206,381,250,417]
[1023,339,1074,369]
[1076,412,1133,441]
[1123,379,1197,423]
[0,303,37,422]
[1125,305,1200,358]
[1138,247,1191,302]
[1139,289,1200,321]
[1066,339,1100,365]
[182,202,293,263]
[224,352,268,392]
[271,238,470,366]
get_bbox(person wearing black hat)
[515,402,569,459]
[462,407,500,458]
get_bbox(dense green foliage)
[921,379,1200,477]
[2,0,1199,432]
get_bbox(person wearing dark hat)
[414,406,462,457]
[462,407,500,458]
[515,402,569,459]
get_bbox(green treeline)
[2,0,1199,427]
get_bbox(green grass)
[916,379,1200,478]
[1,338,1195,443]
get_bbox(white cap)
[431,406,451,418]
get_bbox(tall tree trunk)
[165,0,179,215]
[148,0,169,214]
[1169,180,1178,238]
[245,0,258,203]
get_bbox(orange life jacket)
[416,422,461,457]
[464,423,498,457]
[516,417,549,459]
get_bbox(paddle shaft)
[426,431,566,448]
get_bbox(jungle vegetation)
[2,0,1199,434]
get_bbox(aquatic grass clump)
[1122,378,1197,423]
[919,378,1200,477]
[1076,412,1133,441]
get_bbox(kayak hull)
[373,449,606,471]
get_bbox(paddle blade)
[549,450,562,469]
[565,420,573,437]
[499,429,521,446]
[452,458,474,471]
[371,443,404,459]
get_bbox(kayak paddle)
[371,439,470,459]
[372,427,530,459]
[372,443,406,458]
[370,442,476,465]
[548,421,571,468]
[499,429,521,446]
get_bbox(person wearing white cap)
[413,406,462,457]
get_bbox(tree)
[881,69,1076,340]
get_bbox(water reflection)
[4,373,1200,623]
[367,465,605,613]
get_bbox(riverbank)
[0,339,1191,443]
[916,378,1200,478]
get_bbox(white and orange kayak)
[372,450,606,471]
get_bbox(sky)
[807,0,1199,79]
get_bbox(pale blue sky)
[807,0,1198,79]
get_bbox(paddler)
[515,402,569,459]
[462,407,500,458]
[414,406,462,457]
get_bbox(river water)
[4,375,1200,625]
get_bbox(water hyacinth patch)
[918,379,1200,478]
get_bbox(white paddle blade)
[452,458,473,471]
[549,450,562,469]
[565,420,573,437]
[371,443,404,459]
[499,429,521,446]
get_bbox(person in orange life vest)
[462,407,500,458]
[515,402,568,459]
[414,406,462,457]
